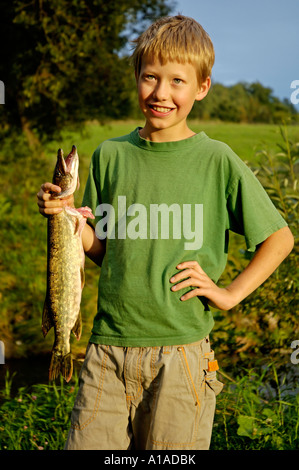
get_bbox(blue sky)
[172,0,299,106]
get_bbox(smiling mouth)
[149,105,174,113]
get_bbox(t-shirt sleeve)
[81,150,101,225]
[226,163,287,252]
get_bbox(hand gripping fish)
[42,145,94,382]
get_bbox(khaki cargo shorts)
[64,336,223,450]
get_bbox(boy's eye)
[145,74,155,80]
[173,78,183,84]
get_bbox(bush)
[212,364,299,450]
[213,123,299,371]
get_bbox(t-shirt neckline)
[130,127,207,152]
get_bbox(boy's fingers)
[37,190,50,201]
[37,197,63,209]
[177,261,197,267]
[41,182,61,193]
[170,261,206,283]
[180,289,203,301]
[42,207,63,215]
[177,260,203,271]
[170,268,199,283]
[171,277,200,291]
[37,199,63,216]
[37,183,60,201]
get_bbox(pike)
[42,145,94,382]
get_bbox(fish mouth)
[53,145,79,198]
[57,145,78,176]
[65,145,78,173]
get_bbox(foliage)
[211,364,299,450]
[1,2,297,145]
[213,123,299,371]
[0,0,174,140]
[0,365,298,450]
[255,124,299,232]
[190,81,298,124]
[0,371,78,450]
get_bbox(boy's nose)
[153,80,170,101]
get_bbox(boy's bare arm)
[170,226,294,310]
[37,182,105,266]
[82,223,105,267]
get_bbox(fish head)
[52,145,79,198]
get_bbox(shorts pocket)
[203,348,224,397]
[178,346,202,407]
[148,344,204,449]
[205,370,224,396]
[70,343,109,430]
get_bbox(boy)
[37,15,294,450]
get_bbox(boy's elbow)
[278,226,294,258]
[285,226,295,255]
[260,226,294,260]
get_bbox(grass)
[0,364,298,450]
[189,120,299,163]
[44,119,299,169]
[0,372,77,450]
[211,364,299,450]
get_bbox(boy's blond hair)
[132,15,215,85]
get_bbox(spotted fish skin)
[42,146,94,382]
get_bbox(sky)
[172,0,299,107]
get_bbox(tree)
[0,0,174,142]
[190,81,298,124]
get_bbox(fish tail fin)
[49,352,73,383]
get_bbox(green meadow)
[0,119,298,450]
[47,119,299,168]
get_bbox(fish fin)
[49,352,73,383]
[62,353,73,383]
[73,216,86,237]
[72,311,82,340]
[42,299,53,337]
[49,353,61,381]
[80,265,85,289]
[73,216,80,235]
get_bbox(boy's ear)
[195,77,211,102]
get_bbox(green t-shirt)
[82,127,287,347]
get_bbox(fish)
[42,145,94,382]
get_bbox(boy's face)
[136,57,210,142]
